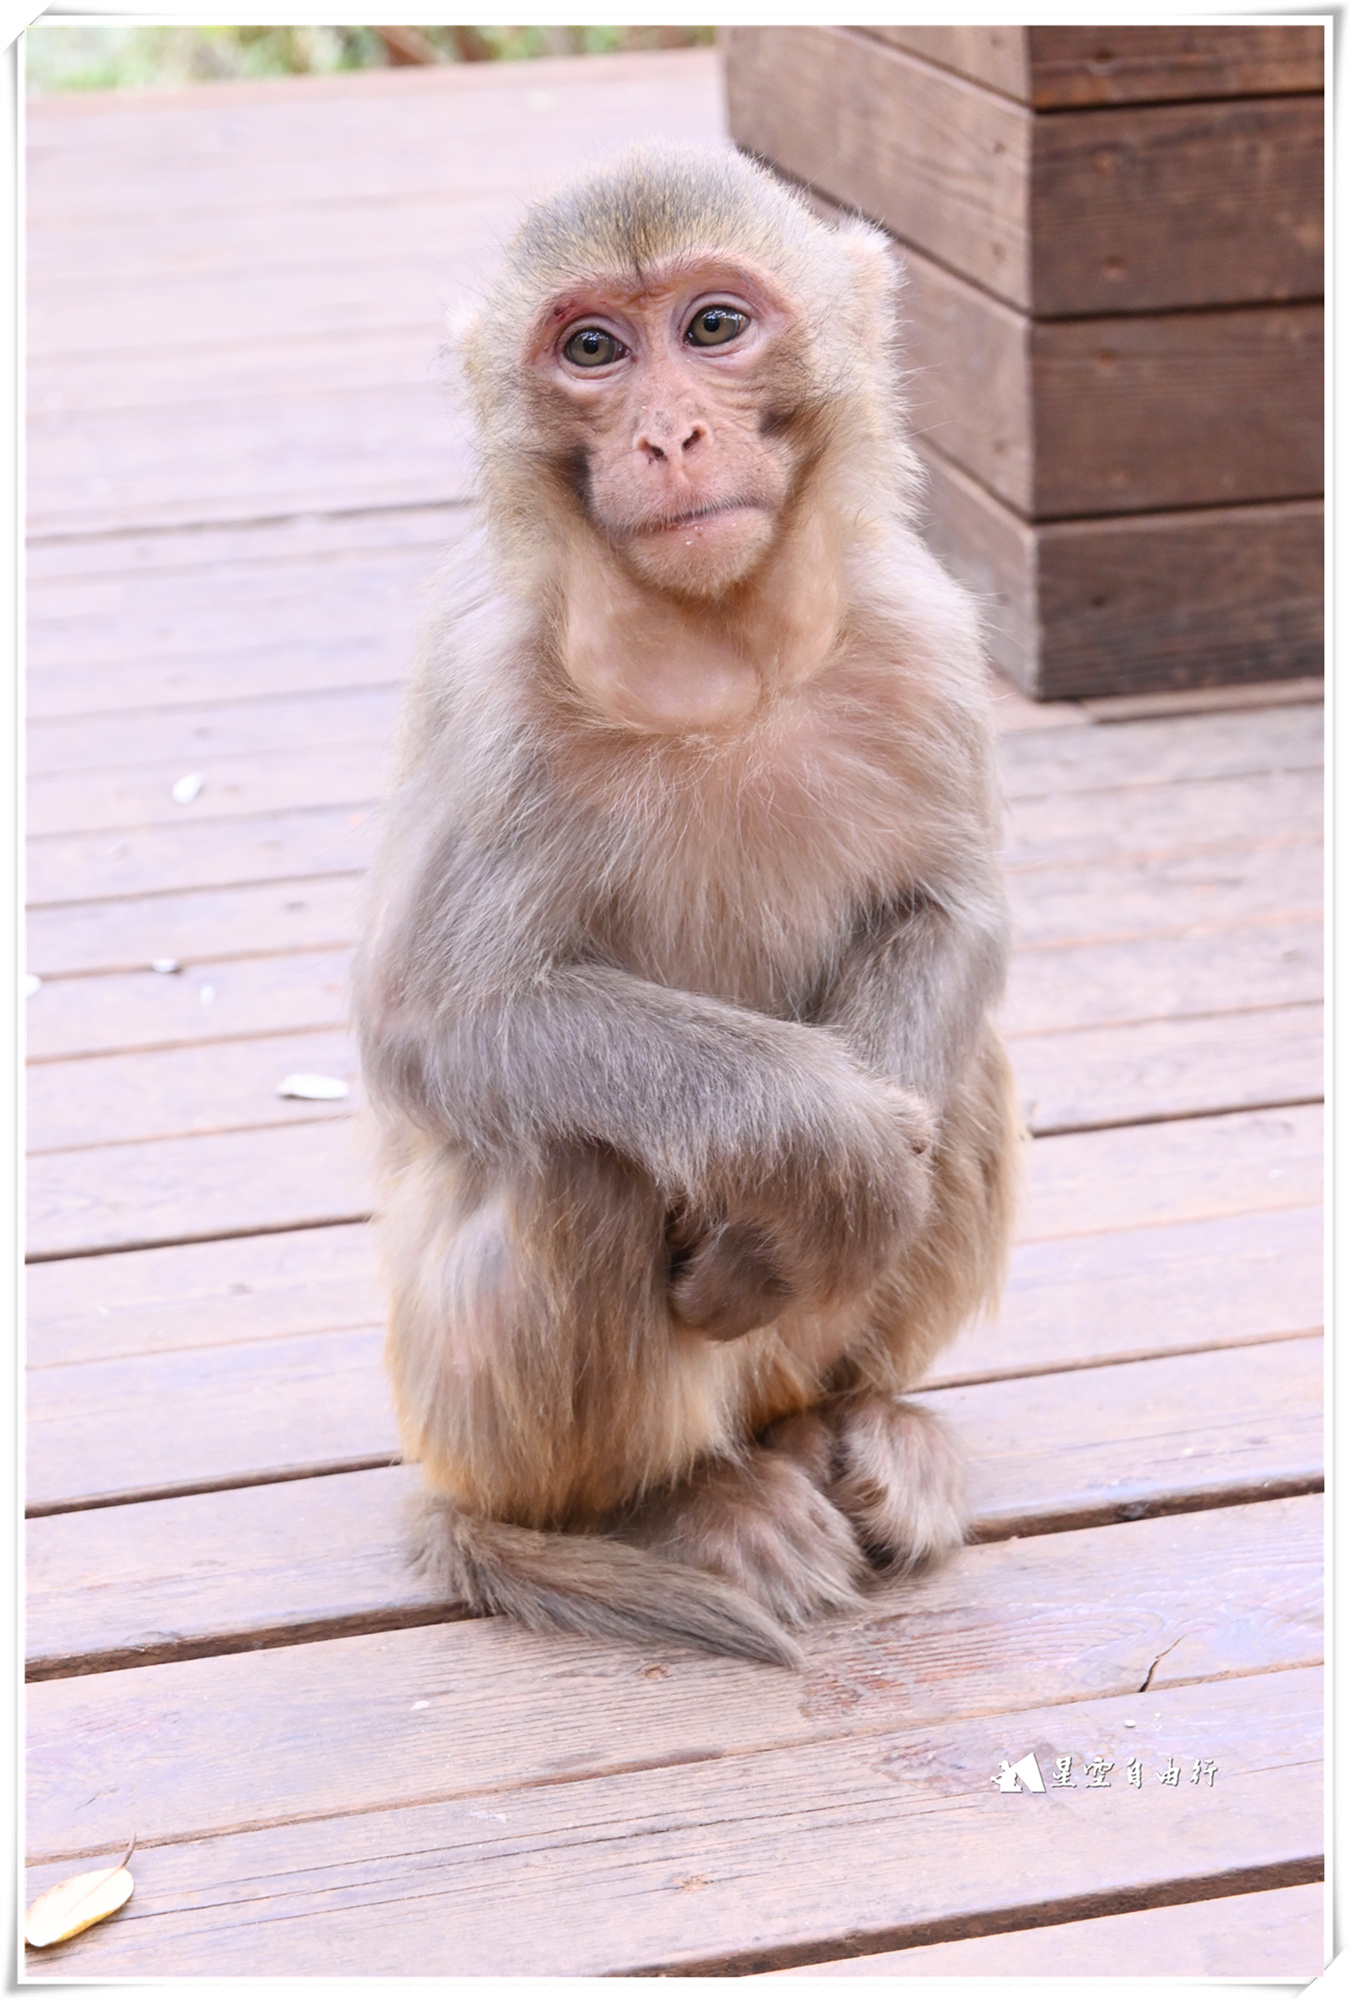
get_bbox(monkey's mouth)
[634,500,765,537]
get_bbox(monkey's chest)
[597,775,919,1012]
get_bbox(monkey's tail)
[411,1496,802,1668]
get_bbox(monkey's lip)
[632,500,764,537]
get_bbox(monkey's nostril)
[681,426,706,453]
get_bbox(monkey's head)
[462,147,912,608]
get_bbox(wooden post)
[724,25,1324,700]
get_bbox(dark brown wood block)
[724,28,1323,314]
[918,443,1324,698]
[902,245,1322,516]
[859,25,1324,109]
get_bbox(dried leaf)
[26,1837,135,1949]
[278,1072,349,1101]
[170,772,204,804]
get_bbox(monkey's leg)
[812,1025,1024,1572]
[625,1444,867,1627]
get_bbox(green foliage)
[23,23,716,95]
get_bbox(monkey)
[354,145,1022,1668]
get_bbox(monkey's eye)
[563,326,623,368]
[685,305,750,349]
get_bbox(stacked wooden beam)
[724,25,1324,699]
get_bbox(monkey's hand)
[674,1076,935,1338]
[668,1218,795,1342]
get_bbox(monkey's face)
[526,257,810,602]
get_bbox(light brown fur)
[356,147,1022,1666]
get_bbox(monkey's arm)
[818,882,1008,1113]
[358,857,932,1319]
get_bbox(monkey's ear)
[833,219,905,344]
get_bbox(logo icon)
[992,1752,1046,1793]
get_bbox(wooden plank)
[30,1261,1322,1518]
[27,1326,396,1512]
[26,874,362,980]
[898,239,1322,517]
[26,915,1323,1066]
[939,1204,1322,1387]
[724,28,1034,310]
[861,25,1325,106]
[1083,676,1324,722]
[760,1881,1324,1976]
[25,496,452,585]
[20,1668,1322,1975]
[23,803,1323,984]
[25,950,353,1062]
[27,804,379,908]
[919,440,1325,698]
[25,190,515,286]
[25,1464,439,1678]
[26,1118,372,1261]
[28,626,411,723]
[931,1335,1322,1539]
[24,1193,1321,1389]
[28,384,473,539]
[24,1001,1321,1159]
[26,52,725,218]
[26,1099,1321,1264]
[27,687,401,783]
[1027,304,1322,520]
[1004,766,1321,871]
[28,738,385,837]
[26,1340,1320,1674]
[27,1221,380,1367]
[1000,923,1323,1037]
[26,1030,361,1154]
[997,702,1322,798]
[26,539,438,675]
[1012,1002,1322,1136]
[724,29,1322,314]
[1007,843,1321,949]
[27,1495,1322,1857]
[1017,1104,1321,1243]
[1031,91,1323,315]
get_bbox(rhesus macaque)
[355,147,1021,1666]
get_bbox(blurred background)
[24,22,715,95]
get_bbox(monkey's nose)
[635,417,707,463]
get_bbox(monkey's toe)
[829,1393,968,1573]
[634,1450,867,1626]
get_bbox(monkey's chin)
[623,504,777,602]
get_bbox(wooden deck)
[24,51,1324,1978]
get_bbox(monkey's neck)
[560,506,846,735]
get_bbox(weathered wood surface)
[724,29,1323,315]
[27,1341,1320,1669]
[859,25,1325,108]
[26,53,1323,1981]
[919,441,1325,697]
[23,1668,1321,1975]
[899,241,1321,518]
[25,1096,1323,1263]
[28,1495,1321,1857]
[762,1881,1324,1977]
[27,53,727,539]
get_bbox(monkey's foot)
[827,1393,968,1573]
[633,1450,867,1627]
